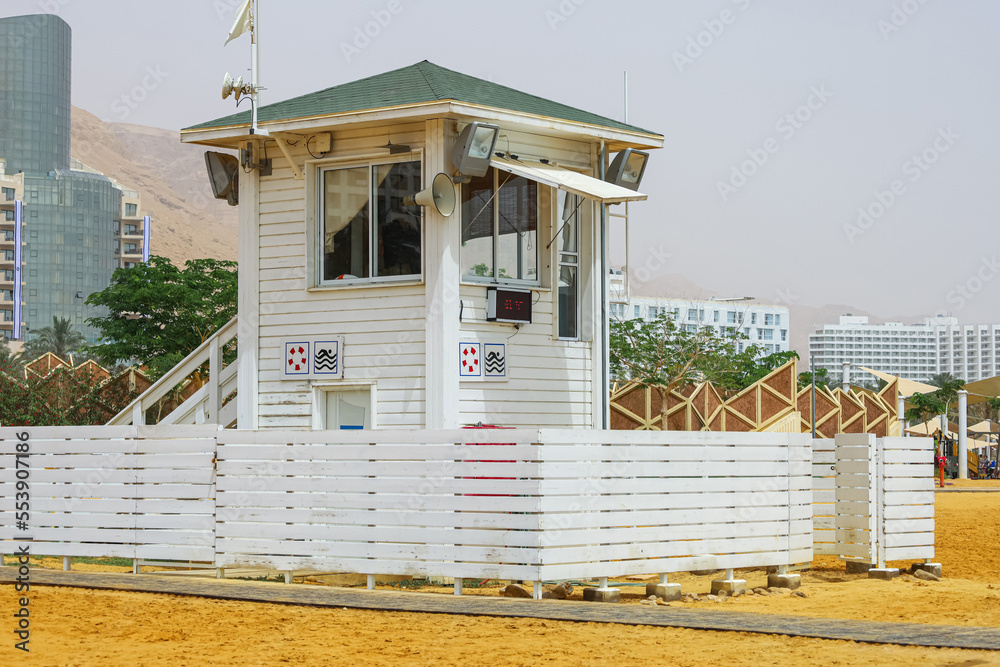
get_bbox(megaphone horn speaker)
[404,172,456,217]
[222,72,234,100]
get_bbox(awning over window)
[490,155,646,204]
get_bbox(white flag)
[225,0,253,45]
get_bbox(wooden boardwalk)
[3,567,1000,651]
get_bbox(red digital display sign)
[487,287,532,324]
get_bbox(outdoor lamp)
[605,148,649,191]
[451,121,500,181]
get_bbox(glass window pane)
[558,192,579,254]
[323,167,369,280]
[373,161,421,277]
[461,171,494,279]
[496,174,536,281]
[558,265,578,339]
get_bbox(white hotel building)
[608,275,791,355]
[809,315,1000,383]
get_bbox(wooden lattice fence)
[611,360,901,437]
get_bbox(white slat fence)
[3,426,813,586]
[833,433,935,568]
[214,429,813,582]
[811,438,837,555]
[3,427,938,581]
[0,425,217,563]
[882,436,935,562]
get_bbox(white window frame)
[312,382,378,430]
[310,153,425,289]
[556,191,581,340]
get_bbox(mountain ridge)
[70,106,238,265]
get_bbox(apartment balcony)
[117,250,144,264]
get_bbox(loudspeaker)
[403,172,456,217]
[222,72,234,100]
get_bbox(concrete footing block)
[645,583,682,601]
[710,579,746,596]
[845,561,872,574]
[582,587,621,603]
[912,562,943,578]
[868,568,900,580]
[767,573,801,590]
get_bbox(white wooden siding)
[459,285,593,427]
[255,124,428,428]
[454,129,598,428]
[253,121,600,430]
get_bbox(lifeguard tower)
[181,61,663,431]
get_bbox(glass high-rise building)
[0,14,149,344]
[0,14,71,175]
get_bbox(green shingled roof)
[183,60,657,136]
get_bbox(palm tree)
[928,372,961,388]
[25,316,88,361]
[924,372,965,423]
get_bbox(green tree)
[610,314,754,427]
[716,348,798,394]
[798,367,832,391]
[987,397,1000,422]
[85,256,238,379]
[0,365,141,427]
[0,339,22,376]
[905,391,947,430]
[928,372,961,388]
[927,374,965,420]
[24,316,87,361]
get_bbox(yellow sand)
[4,487,1000,666]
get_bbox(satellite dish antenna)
[222,72,234,100]
[404,172,456,217]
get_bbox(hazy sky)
[3,0,998,324]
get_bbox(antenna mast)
[250,0,262,134]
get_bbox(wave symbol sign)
[485,350,505,374]
[315,349,338,372]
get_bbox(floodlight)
[605,148,649,191]
[451,122,499,181]
[204,151,240,206]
